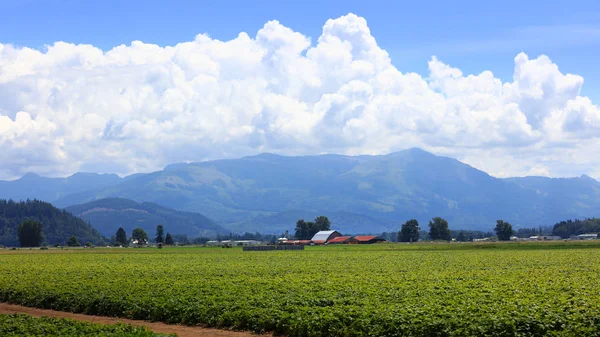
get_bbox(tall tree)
[294,219,309,240]
[456,231,468,242]
[398,219,420,242]
[17,219,44,247]
[494,220,514,241]
[155,224,164,243]
[164,233,174,245]
[314,216,331,231]
[428,217,451,241]
[306,221,318,238]
[115,227,128,246]
[66,235,80,247]
[295,216,332,240]
[131,228,148,245]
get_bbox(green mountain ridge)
[0,199,104,246]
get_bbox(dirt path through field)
[0,302,266,337]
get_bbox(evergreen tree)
[398,219,420,242]
[155,224,164,243]
[165,233,174,245]
[17,219,44,247]
[115,227,128,246]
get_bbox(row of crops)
[0,244,599,336]
[0,314,175,336]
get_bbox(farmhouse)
[572,233,598,240]
[354,236,386,244]
[311,230,342,244]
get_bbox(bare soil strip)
[0,302,264,337]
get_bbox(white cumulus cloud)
[1,13,599,179]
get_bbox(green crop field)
[0,314,175,336]
[1,242,599,336]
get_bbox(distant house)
[327,236,358,244]
[354,236,386,244]
[206,240,220,246]
[529,236,561,241]
[311,230,342,243]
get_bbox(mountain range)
[1,148,599,234]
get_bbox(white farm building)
[310,230,342,244]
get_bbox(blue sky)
[1,0,600,180]
[2,0,599,99]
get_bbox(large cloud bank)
[1,14,599,179]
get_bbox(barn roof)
[327,236,352,243]
[311,230,340,241]
[355,235,379,242]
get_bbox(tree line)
[15,221,180,248]
[16,219,95,247]
[396,218,515,242]
[111,225,175,246]
[294,216,332,240]
[552,218,600,238]
[289,215,516,242]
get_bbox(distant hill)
[503,175,600,220]
[1,148,600,233]
[0,199,104,246]
[65,198,228,238]
[0,172,121,203]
